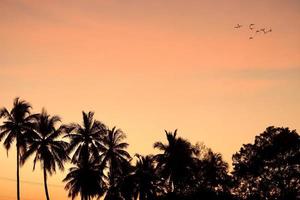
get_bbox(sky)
[0,0,300,199]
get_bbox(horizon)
[1,0,300,199]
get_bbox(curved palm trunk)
[43,166,50,200]
[16,142,20,200]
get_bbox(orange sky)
[1,0,300,199]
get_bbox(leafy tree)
[0,98,36,200]
[21,109,69,200]
[232,126,300,200]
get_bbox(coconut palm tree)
[64,111,106,164]
[21,109,69,200]
[132,154,165,200]
[0,97,36,200]
[101,127,131,200]
[154,130,199,193]
[64,158,107,200]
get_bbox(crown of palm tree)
[64,158,107,200]
[101,127,131,200]
[153,130,200,192]
[134,154,165,200]
[21,109,69,173]
[0,98,37,153]
[64,111,106,164]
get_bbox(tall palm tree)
[63,158,107,200]
[154,130,199,193]
[0,98,36,200]
[101,127,131,200]
[64,111,106,164]
[21,109,69,200]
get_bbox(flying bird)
[249,24,255,30]
[249,36,254,40]
[234,24,242,28]
[260,28,267,34]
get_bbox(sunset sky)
[1,0,300,199]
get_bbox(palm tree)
[154,130,199,193]
[63,158,107,200]
[201,150,229,190]
[0,97,36,200]
[21,109,69,200]
[64,111,106,164]
[132,154,165,200]
[101,127,131,199]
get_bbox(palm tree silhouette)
[64,111,106,164]
[191,149,230,195]
[101,127,131,200]
[154,130,199,193]
[21,109,69,200]
[0,98,36,200]
[64,158,107,200]
[133,154,165,200]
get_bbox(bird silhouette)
[234,24,242,29]
[249,24,255,30]
[260,28,267,34]
[249,36,254,40]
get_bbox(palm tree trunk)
[16,142,20,200]
[43,166,50,200]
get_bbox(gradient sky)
[1,0,300,199]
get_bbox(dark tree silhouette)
[2,98,300,200]
[157,143,233,200]
[117,154,165,200]
[193,149,231,192]
[102,127,131,200]
[0,98,36,200]
[132,154,165,200]
[64,111,106,164]
[184,148,234,200]
[21,109,69,200]
[64,158,107,200]
[232,126,300,200]
[153,130,200,194]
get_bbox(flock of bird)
[234,23,272,39]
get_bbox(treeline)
[0,98,299,200]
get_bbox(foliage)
[1,98,300,200]
[232,126,300,200]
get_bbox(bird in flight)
[249,36,254,40]
[249,24,255,30]
[234,24,242,28]
[260,28,267,34]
